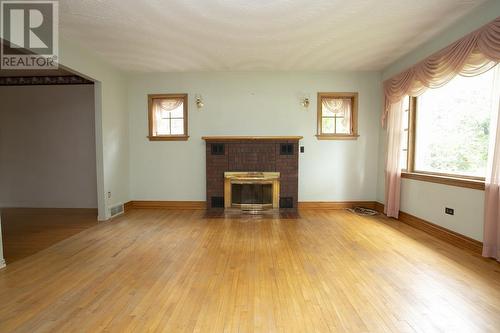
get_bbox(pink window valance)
[382,16,500,125]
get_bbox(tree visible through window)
[402,65,498,178]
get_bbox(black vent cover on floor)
[280,143,294,155]
[279,197,293,208]
[211,196,224,208]
[211,143,225,155]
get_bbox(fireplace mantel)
[202,136,303,141]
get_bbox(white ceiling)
[59,0,486,72]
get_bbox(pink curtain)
[483,67,500,261]
[384,99,403,218]
[382,17,500,258]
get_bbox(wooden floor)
[0,209,499,332]
[1,208,98,263]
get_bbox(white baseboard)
[0,258,6,269]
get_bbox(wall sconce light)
[297,91,311,110]
[298,92,311,109]
[195,95,204,109]
[301,97,310,108]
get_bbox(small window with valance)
[148,94,188,141]
[316,92,358,140]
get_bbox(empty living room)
[1,0,500,332]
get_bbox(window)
[148,94,188,141]
[316,92,358,140]
[401,66,498,187]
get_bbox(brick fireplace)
[203,136,302,212]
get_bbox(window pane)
[322,107,336,117]
[400,131,409,170]
[414,67,496,177]
[402,110,409,130]
[402,95,410,113]
[401,131,408,151]
[171,118,184,135]
[400,96,410,170]
[169,102,184,118]
[156,118,170,135]
[400,150,408,171]
[335,117,350,134]
[322,118,335,134]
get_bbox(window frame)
[402,96,485,190]
[316,92,359,140]
[147,93,189,141]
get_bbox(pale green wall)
[59,39,129,220]
[127,71,382,202]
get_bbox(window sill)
[401,172,485,190]
[315,134,359,140]
[148,135,189,141]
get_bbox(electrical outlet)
[107,191,111,199]
[445,207,454,215]
[300,146,305,153]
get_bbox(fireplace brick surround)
[203,136,302,212]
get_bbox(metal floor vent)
[110,203,124,217]
[346,207,378,216]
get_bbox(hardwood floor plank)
[0,209,499,332]
[1,208,98,264]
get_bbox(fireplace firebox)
[224,172,280,210]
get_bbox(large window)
[148,94,188,141]
[316,92,358,140]
[401,66,498,184]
